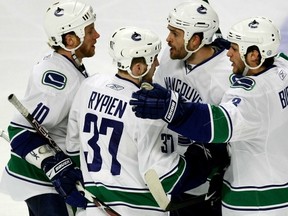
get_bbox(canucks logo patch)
[42,71,67,90]
[197,5,207,14]
[231,76,256,91]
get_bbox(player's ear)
[64,33,80,48]
[187,34,201,51]
[246,49,261,67]
[131,62,146,76]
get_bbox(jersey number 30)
[83,113,123,175]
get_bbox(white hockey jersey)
[0,52,87,201]
[153,44,233,196]
[219,57,288,215]
[66,73,189,216]
[163,54,288,215]
[154,45,232,105]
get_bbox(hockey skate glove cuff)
[42,151,87,208]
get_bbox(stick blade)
[144,169,170,210]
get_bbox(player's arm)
[130,83,232,143]
[8,125,87,208]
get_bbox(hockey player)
[152,1,233,215]
[130,17,288,216]
[66,26,229,216]
[0,1,99,215]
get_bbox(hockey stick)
[145,169,208,211]
[8,94,121,216]
[145,169,170,210]
[0,129,9,142]
[0,129,119,215]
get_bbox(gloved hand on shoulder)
[130,82,185,124]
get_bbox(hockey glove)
[130,82,184,123]
[42,151,87,208]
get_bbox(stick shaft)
[8,94,121,216]
[8,94,62,153]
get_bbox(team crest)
[231,76,256,91]
[197,5,207,14]
[42,71,67,90]
[131,32,141,41]
[248,20,259,29]
[54,7,64,17]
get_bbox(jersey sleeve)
[168,102,232,143]
[135,118,180,177]
[9,53,83,156]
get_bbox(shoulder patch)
[231,76,256,91]
[42,71,67,90]
[229,74,243,85]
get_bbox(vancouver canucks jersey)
[168,55,288,215]
[221,58,288,215]
[0,52,87,201]
[154,44,232,105]
[66,73,185,215]
[153,42,233,196]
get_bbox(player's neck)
[57,49,83,65]
[117,71,141,85]
[246,66,267,76]
[186,46,215,65]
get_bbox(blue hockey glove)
[42,151,87,208]
[130,82,184,123]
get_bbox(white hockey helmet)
[109,26,161,78]
[44,0,96,50]
[227,16,280,68]
[167,1,219,47]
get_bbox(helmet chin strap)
[182,40,205,61]
[242,67,249,76]
[71,50,82,66]
[240,54,264,76]
[59,39,89,77]
[60,38,84,67]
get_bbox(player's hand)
[42,151,87,208]
[130,82,183,123]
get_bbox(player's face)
[76,23,100,59]
[166,25,187,60]
[227,43,245,74]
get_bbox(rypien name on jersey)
[88,91,127,118]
